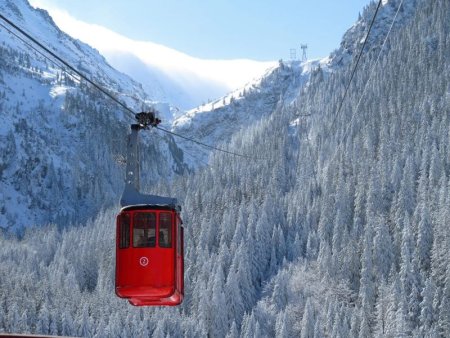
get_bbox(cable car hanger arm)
[120,112,179,210]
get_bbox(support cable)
[156,126,265,160]
[330,0,383,129]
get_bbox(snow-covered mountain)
[0,0,186,230]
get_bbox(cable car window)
[133,212,156,247]
[118,213,130,249]
[159,213,172,248]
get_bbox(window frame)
[132,212,157,248]
[118,213,130,249]
[158,212,173,248]
[176,215,183,256]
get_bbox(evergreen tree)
[300,299,315,338]
[436,268,450,337]
[225,265,244,326]
[210,267,228,337]
[225,321,239,338]
[275,311,289,338]
[419,277,435,333]
[35,305,50,335]
[372,215,394,281]
[416,204,433,273]
[61,310,74,337]
[359,226,375,321]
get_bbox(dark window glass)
[159,213,172,248]
[176,217,182,255]
[118,213,130,249]
[133,212,156,248]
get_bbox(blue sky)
[31,0,372,61]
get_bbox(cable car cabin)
[116,113,183,306]
[115,205,184,306]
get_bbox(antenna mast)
[301,44,308,62]
[290,48,297,61]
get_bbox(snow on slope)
[171,58,328,168]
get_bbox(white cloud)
[29,0,275,109]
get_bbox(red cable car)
[115,112,184,306]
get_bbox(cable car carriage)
[115,112,184,306]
